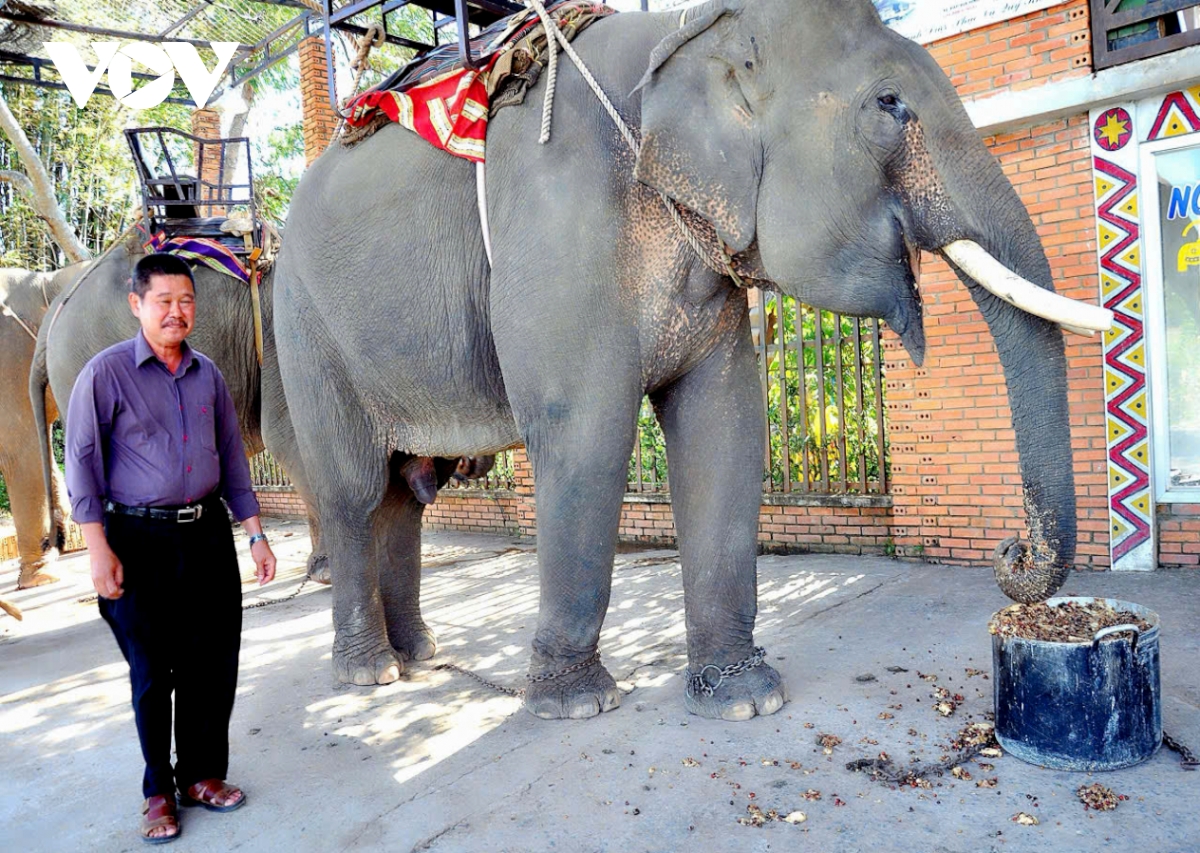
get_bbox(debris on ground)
[990,600,1151,642]
[951,722,999,751]
[1078,782,1125,811]
[736,804,807,827]
[1012,812,1039,826]
[849,721,999,787]
[681,757,701,767]
[817,734,842,754]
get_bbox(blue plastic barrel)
[992,596,1161,771]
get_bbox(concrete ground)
[2,520,1198,853]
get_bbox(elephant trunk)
[935,152,1078,602]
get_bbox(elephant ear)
[633,0,760,253]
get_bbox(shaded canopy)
[0,0,450,105]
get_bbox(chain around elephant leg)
[523,649,620,720]
[683,646,786,721]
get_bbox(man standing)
[66,253,277,844]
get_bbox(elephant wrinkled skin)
[274,0,1089,717]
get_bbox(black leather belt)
[104,499,212,523]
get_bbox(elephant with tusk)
[272,0,1109,717]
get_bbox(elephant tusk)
[941,240,1113,335]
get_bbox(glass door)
[1142,137,1200,500]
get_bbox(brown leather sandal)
[179,779,246,813]
[140,795,180,845]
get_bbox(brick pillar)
[881,326,924,559]
[190,107,224,216]
[511,447,538,537]
[299,36,340,166]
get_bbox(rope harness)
[523,0,745,287]
[325,23,388,154]
[0,292,38,341]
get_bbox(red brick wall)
[190,107,225,216]
[424,491,524,536]
[882,113,1108,569]
[1158,504,1200,568]
[259,483,893,556]
[255,487,309,520]
[299,36,339,166]
[928,0,1092,99]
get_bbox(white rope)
[538,9,559,143]
[523,0,744,286]
[0,296,38,341]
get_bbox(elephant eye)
[878,93,898,108]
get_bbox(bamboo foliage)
[0,78,190,269]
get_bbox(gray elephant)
[272,0,1105,719]
[1,264,82,588]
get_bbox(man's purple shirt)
[65,331,260,524]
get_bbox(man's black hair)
[131,253,195,298]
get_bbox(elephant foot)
[306,552,331,585]
[332,639,403,686]
[17,568,60,589]
[387,617,437,662]
[683,654,787,721]
[523,654,621,720]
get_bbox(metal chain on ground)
[434,651,603,697]
[847,743,986,786]
[1164,731,1200,770]
[241,577,312,611]
[433,661,526,697]
[76,576,315,610]
[523,0,745,287]
[685,646,767,698]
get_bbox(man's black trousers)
[99,504,242,798]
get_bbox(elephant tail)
[28,328,60,549]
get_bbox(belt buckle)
[177,505,200,523]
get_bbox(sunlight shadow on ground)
[2,525,903,852]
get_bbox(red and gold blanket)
[344,0,614,162]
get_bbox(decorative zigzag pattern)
[1147,87,1200,140]
[1094,157,1152,561]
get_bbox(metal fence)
[249,450,292,487]
[248,448,518,491]
[250,294,889,497]
[628,292,889,495]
